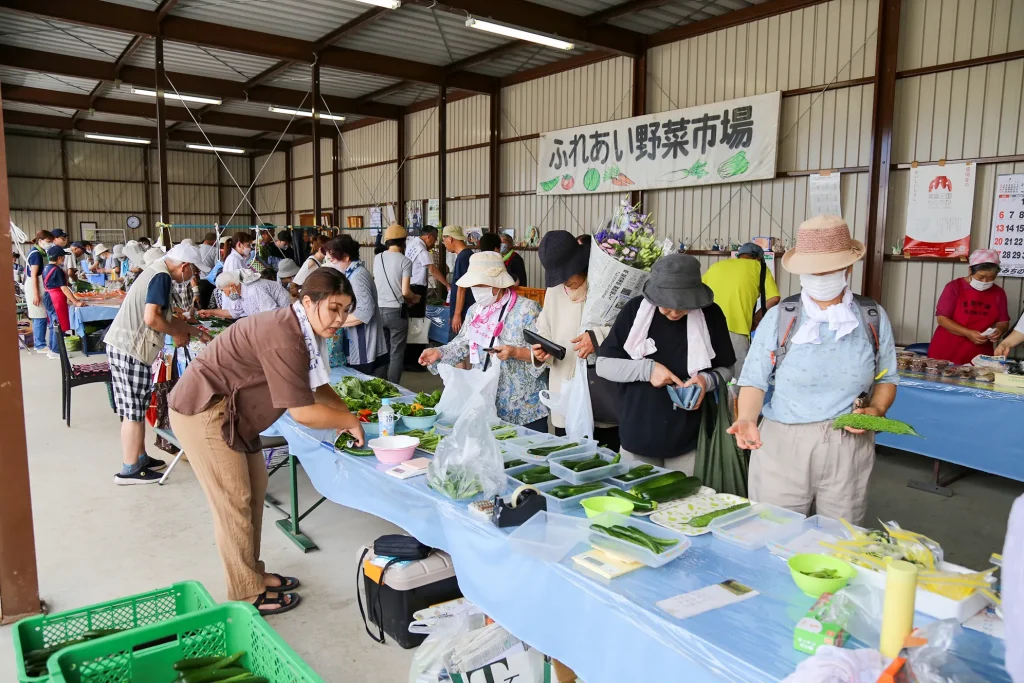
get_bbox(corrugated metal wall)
[341,121,398,235]
[254,150,287,227]
[883,0,1024,344]
[8,136,64,238]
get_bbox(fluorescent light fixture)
[187,144,245,154]
[84,133,150,145]
[268,106,345,121]
[351,0,401,8]
[131,87,222,105]
[465,17,574,50]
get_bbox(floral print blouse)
[431,296,548,426]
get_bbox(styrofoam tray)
[649,494,749,536]
[604,464,672,491]
[541,483,613,513]
[629,485,718,517]
[508,511,589,563]
[586,512,692,568]
[548,449,626,485]
[708,502,805,550]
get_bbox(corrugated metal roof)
[511,0,762,34]
[335,4,513,67]
[85,111,158,127]
[0,66,98,94]
[96,0,161,10]
[171,0,369,43]
[376,84,440,107]
[128,39,281,82]
[175,121,266,139]
[465,45,588,78]
[4,101,76,117]
[0,10,132,61]
[267,64,401,100]
[214,100,287,117]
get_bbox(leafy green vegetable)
[718,151,750,178]
[831,413,920,436]
[414,389,442,408]
[334,433,373,456]
[428,464,482,500]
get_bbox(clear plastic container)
[505,474,562,497]
[708,503,806,551]
[604,464,672,490]
[507,511,588,562]
[502,433,559,462]
[541,483,613,513]
[586,511,692,568]
[506,463,561,487]
[548,448,627,485]
[765,515,856,559]
[491,423,528,442]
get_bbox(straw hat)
[455,251,515,289]
[781,215,865,275]
[384,223,407,241]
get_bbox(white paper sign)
[989,174,1024,277]
[537,92,781,195]
[809,172,842,217]
[656,580,759,620]
[903,163,975,258]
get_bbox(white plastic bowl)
[368,435,420,464]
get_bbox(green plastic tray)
[14,581,215,683]
[48,602,324,683]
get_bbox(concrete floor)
[1,355,1020,682]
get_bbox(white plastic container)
[548,449,627,485]
[603,464,672,491]
[541,483,613,513]
[586,512,692,568]
[508,511,588,562]
[377,398,396,437]
[708,503,805,551]
[766,515,857,559]
[502,433,558,462]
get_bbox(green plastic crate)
[14,581,215,683]
[48,603,324,683]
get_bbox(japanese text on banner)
[537,92,781,195]
[990,174,1024,277]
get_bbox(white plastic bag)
[428,393,507,501]
[435,361,500,423]
[408,317,430,344]
[564,358,595,440]
[408,613,487,683]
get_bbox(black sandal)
[252,591,302,616]
[265,572,301,591]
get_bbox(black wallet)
[524,329,567,361]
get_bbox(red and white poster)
[903,163,975,258]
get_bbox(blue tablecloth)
[68,304,120,355]
[267,368,1008,683]
[879,376,1024,481]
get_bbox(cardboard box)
[794,592,846,655]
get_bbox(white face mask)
[800,271,848,301]
[472,286,497,307]
[41,240,53,250]
[970,278,995,292]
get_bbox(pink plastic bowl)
[368,435,420,464]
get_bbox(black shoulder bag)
[356,534,431,643]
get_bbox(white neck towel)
[790,288,859,345]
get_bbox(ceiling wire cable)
[166,72,309,225]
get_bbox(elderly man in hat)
[442,225,474,334]
[105,243,212,485]
[702,242,781,375]
[728,215,899,524]
[597,254,736,473]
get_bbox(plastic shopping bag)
[434,361,500,423]
[564,358,594,440]
[428,393,507,501]
[408,613,487,683]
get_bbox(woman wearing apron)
[928,249,1011,365]
[42,245,86,357]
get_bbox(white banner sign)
[809,172,842,217]
[990,174,1024,277]
[903,163,975,258]
[536,92,781,195]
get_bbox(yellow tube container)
[879,559,918,658]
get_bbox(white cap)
[163,243,211,273]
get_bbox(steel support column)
[332,132,340,227]
[311,62,322,227]
[397,113,406,227]
[438,85,447,228]
[59,136,71,236]
[0,96,41,624]
[630,43,647,210]
[248,155,257,227]
[285,146,293,227]
[143,146,152,235]
[488,85,500,231]
[863,0,901,301]
[155,36,170,242]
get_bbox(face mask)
[41,241,53,250]
[472,286,497,307]
[227,291,241,301]
[499,244,510,255]
[970,278,995,292]
[800,271,848,301]
[241,246,252,257]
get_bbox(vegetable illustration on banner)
[902,163,975,258]
[536,92,781,195]
[989,174,1024,277]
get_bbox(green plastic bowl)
[788,553,857,597]
[582,496,634,518]
[401,413,439,431]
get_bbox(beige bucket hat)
[455,251,515,289]
[781,215,866,275]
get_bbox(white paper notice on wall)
[809,172,842,217]
[989,174,1024,277]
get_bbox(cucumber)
[183,667,252,683]
[607,488,657,513]
[629,471,690,495]
[636,475,702,503]
[175,656,224,671]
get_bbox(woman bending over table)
[419,251,548,431]
[169,268,365,615]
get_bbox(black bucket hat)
[539,230,590,288]
[641,253,714,310]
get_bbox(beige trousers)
[748,418,875,525]
[169,401,268,602]
[620,447,696,475]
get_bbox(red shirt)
[928,278,1009,365]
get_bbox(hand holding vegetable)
[727,419,762,450]
[650,362,684,388]
[842,406,882,434]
